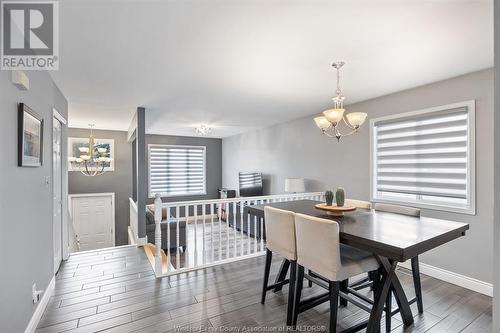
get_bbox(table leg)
[366,257,414,333]
[274,259,290,292]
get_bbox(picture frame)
[18,103,43,167]
[68,137,115,171]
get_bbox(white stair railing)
[151,192,325,277]
[129,198,147,246]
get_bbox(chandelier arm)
[341,116,357,130]
[321,130,338,138]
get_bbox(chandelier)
[314,61,367,141]
[69,124,113,176]
[195,124,211,136]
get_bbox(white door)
[71,195,114,251]
[53,118,63,273]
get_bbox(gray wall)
[146,134,222,204]
[68,129,132,246]
[493,0,499,328]
[0,71,68,333]
[222,69,494,284]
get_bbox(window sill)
[371,197,476,216]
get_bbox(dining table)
[244,199,469,333]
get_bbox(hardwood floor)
[37,246,492,333]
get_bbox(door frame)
[69,192,116,249]
[52,108,67,271]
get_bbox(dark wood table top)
[245,200,469,262]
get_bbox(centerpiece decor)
[316,187,352,216]
[336,187,345,207]
[325,190,334,206]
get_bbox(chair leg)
[385,289,392,332]
[308,269,313,287]
[329,281,339,333]
[293,265,305,326]
[286,261,297,326]
[340,280,348,306]
[411,256,424,313]
[261,249,272,304]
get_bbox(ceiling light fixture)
[195,124,211,136]
[314,61,367,141]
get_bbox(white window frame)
[148,144,207,198]
[369,100,476,215]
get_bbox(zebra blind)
[149,145,206,197]
[371,101,475,213]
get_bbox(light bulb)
[314,116,331,130]
[322,108,345,125]
[345,112,367,128]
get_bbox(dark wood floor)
[36,246,492,333]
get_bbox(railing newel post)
[154,193,163,274]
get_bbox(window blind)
[149,145,206,197]
[372,103,474,212]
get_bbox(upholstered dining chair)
[345,198,372,209]
[373,202,422,332]
[332,198,374,303]
[307,198,373,302]
[261,206,297,325]
[293,213,380,333]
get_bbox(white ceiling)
[52,0,493,138]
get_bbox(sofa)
[146,206,187,251]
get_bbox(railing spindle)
[218,202,222,261]
[194,204,198,266]
[247,201,251,254]
[176,206,180,270]
[233,201,237,258]
[154,194,162,274]
[166,206,171,272]
[185,204,189,268]
[210,203,214,263]
[202,204,206,265]
[240,199,245,256]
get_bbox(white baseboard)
[398,261,493,297]
[24,276,55,333]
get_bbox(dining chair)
[345,198,372,209]
[261,206,297,326]
[293,213,380,332]
[337,199,373,301]
[373,202,422,332]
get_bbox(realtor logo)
[1,0,59,70]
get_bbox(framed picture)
[18,103,43,167]
[68,137,115,171]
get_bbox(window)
[148,145,206,197]
[370,101,475,214]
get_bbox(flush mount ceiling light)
[314,61,368,141]
[195,124,211,136]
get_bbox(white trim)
[128,227,137,245]
[24,276,55,333]
[398,261,492,297]
[69,193,116,249]
[52,108,67,125]
[148,144,207,198]
[369,100,476,215]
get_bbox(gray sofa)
[146,207,187,251]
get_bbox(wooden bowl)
[314,203,356,216]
